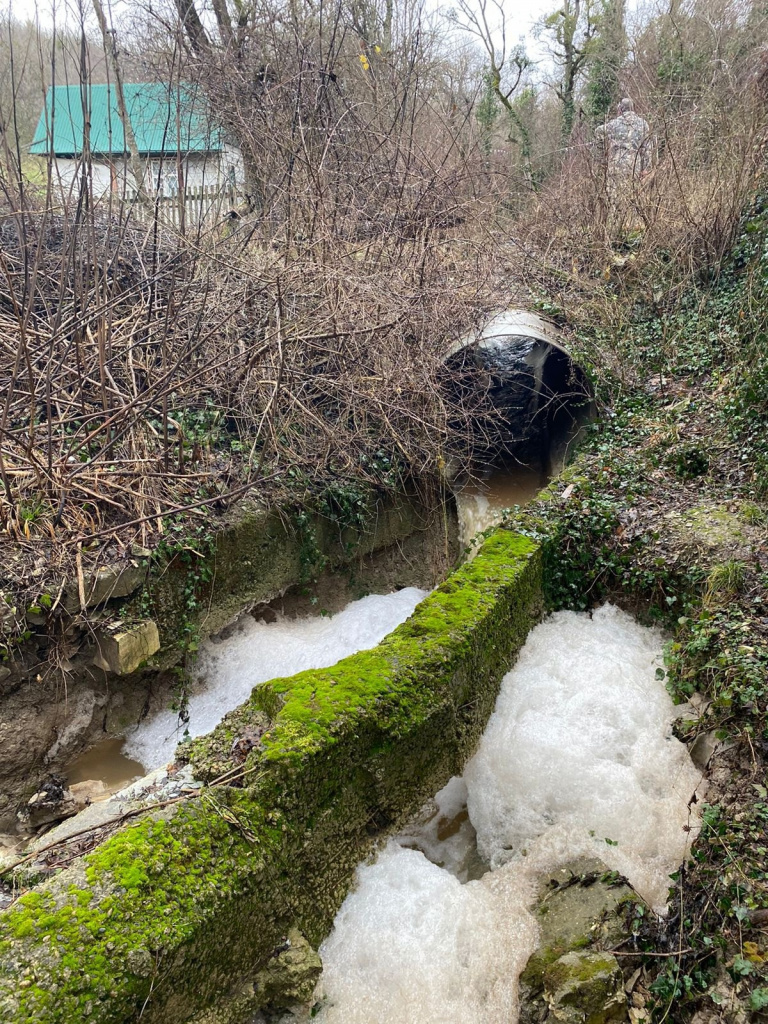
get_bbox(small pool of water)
[65,739,145,796]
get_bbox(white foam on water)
[315,842,539,1024]
[315,604,701,1022]
[122,587,426,770]
[464,603,701,912]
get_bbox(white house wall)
[222,143,245,185]
[44,148,245,199]
[50,157,113,198]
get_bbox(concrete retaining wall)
[0,485,454,831]
[0,530,542,1024]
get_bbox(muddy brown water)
[64,738,145,797]
[454,461,548,550]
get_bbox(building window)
[146,161,180,196]
[163,170,179,196]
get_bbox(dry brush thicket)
[2,0,768,617]
[0,135,503,615]
[516,0,768,335]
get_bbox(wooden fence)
[126,184,242,231]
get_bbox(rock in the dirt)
[543,950,627,1024]
[64,561,148,611]
[536,860,634,955]
[69,779,109,807]
[93,620,160,675]
[16,775,109,833]
[254,929,323,1009]
[664,504,756,564]
[17,775,77,831]
[519,859,635,1024]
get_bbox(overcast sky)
[2,0,557,48]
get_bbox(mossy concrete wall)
[0,530,542,1024]
[144,484,457,656]
[0,485,454,831]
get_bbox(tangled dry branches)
[0,187,506,612]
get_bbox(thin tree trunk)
[174,0,212,55]
[91,0,149,204]
[211,0,233,46]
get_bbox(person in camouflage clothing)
[595,97,654,180]
[594,97,655,237]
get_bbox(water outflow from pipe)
[454,465,545,552]
[122,588,427,771]
[314,605,702,1024]
[453,421,586,553]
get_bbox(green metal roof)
[30,83,222,157]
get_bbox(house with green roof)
[31,82,243,199]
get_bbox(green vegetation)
[498,190,768,1021]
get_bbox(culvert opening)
[442,310,593,545]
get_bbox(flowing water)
[454,463,547,551]
[313,604,702,1024]
[453,414,586,551]
[121,588,427,771]
[55,462,700,1024]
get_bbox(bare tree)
[539,0,600,138]
[452,0,533,178]
[91,0,149,202]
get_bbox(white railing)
[125,184,242,231]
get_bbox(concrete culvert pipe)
[441,309,593,479]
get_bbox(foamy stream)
[106,518,698,1024]
[313,605,701,1024]
[122,459,546,772]
[122,588,427,771]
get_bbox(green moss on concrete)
[141,486,451,662]
[186,531,539,777]
[0,795,294,1024]
[0,529,542,1024]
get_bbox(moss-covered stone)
[0,529,542,1024]
[253,928,322,1008]
[543,950,627,1024]
[187,928,322,1023]
[519,860,635,1024]
[664,504,751,560]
